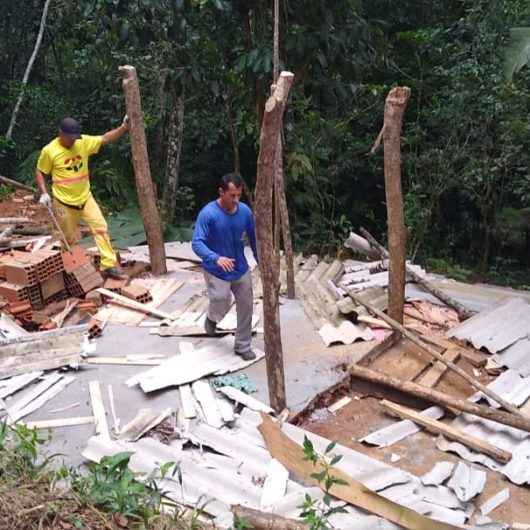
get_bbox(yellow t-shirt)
[37,135,103,206]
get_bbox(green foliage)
[70,452,162,523]
[0,422,52,484]
[299,436,348,530]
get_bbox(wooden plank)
[417,348,460,388]
[349,294,522,417]
[258,414,461,530]
[349,364,530,433]
[0,371,43,399]
[95,278,183,326]
[380,399,512,464]
[421,335,486,367]
[97,288,174,320]
[25,416,95,429]
[0,175,35,192]
[217,386,274,414]
[89,381,110,439]
[85,356,161,366]
[8,373,62,417]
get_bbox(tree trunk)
[382,87,410,323]
[119,65,167,275]
[162,86,185,225]
[6,0,52,141]
[255,71,294,413]
[275,138,296,299]
[226,95,241,175]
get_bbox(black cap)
[59,117,82,139]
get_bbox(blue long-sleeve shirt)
[192,200,258,281]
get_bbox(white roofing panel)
[447,298,530,353]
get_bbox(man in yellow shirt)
[36,117,129,278]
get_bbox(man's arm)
[247,210,259,263]
[101,116,129,146]
[35,168,48,196]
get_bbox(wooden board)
[417,348,460,388]
[258,414,461,530]
[25,416,95,429]
[89,381,109,439]
[95,277,183,325]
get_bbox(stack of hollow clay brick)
[0,249,65,310]
[62,246,104,297]
[0,246,104,314]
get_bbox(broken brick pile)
[0,244,153,334]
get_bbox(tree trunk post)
[6,0,52,141]
[255,71,294,413]
[162,87,185,225]
[382,86,410,323]
[119,65,167,275]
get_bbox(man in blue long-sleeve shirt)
[192,173,258,360]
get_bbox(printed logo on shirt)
[64,155,83,172]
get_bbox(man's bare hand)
[217,256,235,272]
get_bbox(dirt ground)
[298,338,530,526]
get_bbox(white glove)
[39,193,52,208]
[122,114,129,126]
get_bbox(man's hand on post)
[38,193,52,208]
[217,256,235,272]
[122,114,129,129]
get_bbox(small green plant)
[0,421,52,483]
[71,451,164,525]
[298,437,348,530]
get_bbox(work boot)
[235,349,257,361]
[204,316,217,336]
[103,266,128,280]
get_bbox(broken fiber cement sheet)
[447,297,530,353]
[84,406,474,529]
[318,320,374,347]
[0,325,87,379]
[436,371,530,486]
[95,276,183,326]
[127,335,265,392]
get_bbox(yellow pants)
[53,194,117,269]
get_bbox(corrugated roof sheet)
[447,298,530,353]
[493,338,530,376]
[83,406,475,528]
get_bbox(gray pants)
[204,270,253,353]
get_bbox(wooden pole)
[359,227,474,320]
[380,399,512,463]
[382,87,410,323]
[119,65,167,275]
[0,176,35,193]
[271,2,296,300]
[255,72,294,412]
[348,293,523,417]
[232,505,308,530]
[349,364,530,433]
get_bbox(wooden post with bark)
[382,87,410,323]
[255,71,294,412]
[119,65,167,275]
[271,2,296,299]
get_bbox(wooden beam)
[119,65,167,275]
[258,414,461,530]
[380,399,512,463]
[382,87,410,324]
[25,416,95,429]
[417,347,460,388]
[0,217,31,224]
[255,72,294,412]
[0,175,35,193]
[349,364,530,433]
[349,293,522,417]
[232,505,308,530]
[97,288,174,320]
[359,228,474,320]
